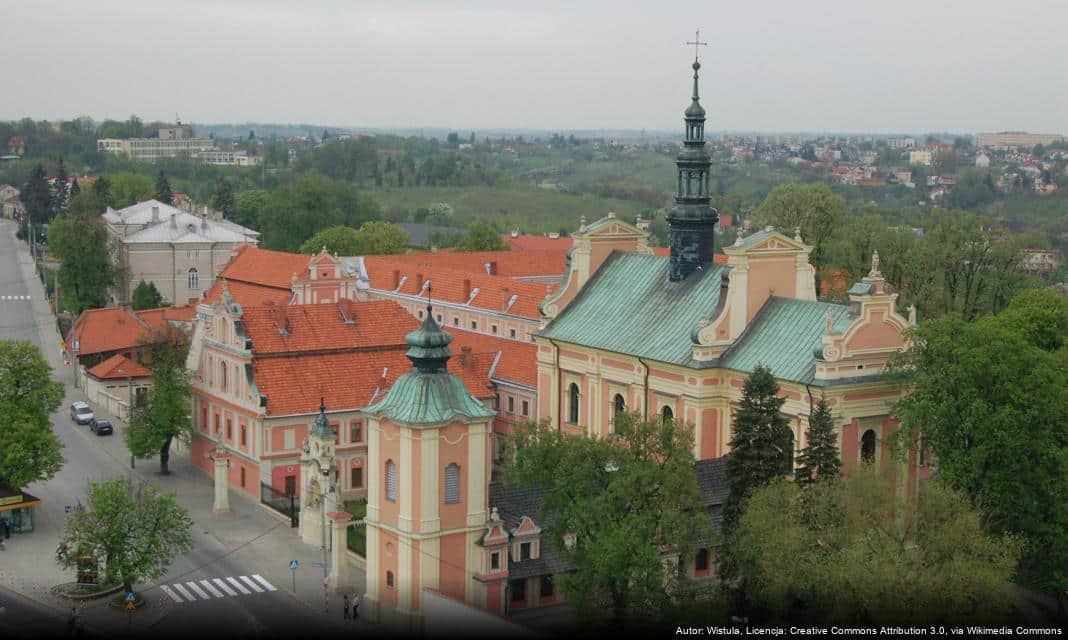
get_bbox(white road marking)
[199,579,224,598]
[226,576,251,595]
[212,578,237,596]
[239,576,263,593]
[185,581,209,600]
[172,583,195,601]
[251,575,277,592]
[160,585,184,603]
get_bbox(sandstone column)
[327,511,353,590]
[212,451,230,513]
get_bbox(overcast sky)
[5,0,1067,134]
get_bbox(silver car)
[70,402,94,425]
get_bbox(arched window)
[612,394,626,434]
[568,383,579,424]
[861,429,876,465]
[386,571,394,588]
[188,267,199,290]
[219,361,227,391]
[661,405,674,424]
[385,459,396,502]
[444,463,460,504]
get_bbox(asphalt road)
[0,224,358,638]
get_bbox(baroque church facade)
[358,57,921,626]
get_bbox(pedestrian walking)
[352,592,360,619]
[343,593,350,620]
[68,607,78,638]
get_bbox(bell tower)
[667,31,719,282]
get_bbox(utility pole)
[128,376,135,469]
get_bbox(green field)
[374,185,650,233]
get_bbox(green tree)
[455,220,508,252]
[888,289,1068,608]
[131,280,164,311]
[731,471,1019,625]
[507,413,710,628]
[20,163,51,239]
[264,140,289,168]
[48,191,118,313]
[108,172,154,209]
[0,340,65,489]
[298,225,363,255]
[58,476,194,594]
[258,174,380,251]
[297,222,409,256]
[754,183,843,292]
[154,170,173,204]
[92,175,112,208]
[722,365,792,535]
[233,188,269,229]
[794,396,840,486]
[210,176,235,220]
[126,328,191,475]
[426,202,454,225]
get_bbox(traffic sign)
[125,602,136,614]
[124,591,136,603]
[64,506,72,514]
[289,560,299,570]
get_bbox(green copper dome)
[310,397,334,439]
[406,304,453,373]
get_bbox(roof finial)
[319,395,325,414]
[426,284,433,315]
[794,227,803,243]
[579,215,587,233]
[685,29,708,100]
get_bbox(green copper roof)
[364,370,495,425]
[738,227,778,248]
[310,397,334,438]
[406,306,453,373]
[539,252,729,365]
[720,297,854,384]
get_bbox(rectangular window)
[507,396,515,413]
[350,421,362,443]
[509,328,517,339]
[444,464,460,504]
[540,575,554,598]
[520,542,531,560]
[491,552,500,570]
[470,320,477,330]
[510,579,526,603]
[214,414,220,435]
[239,466,246,488]
[491,324,498,334]
[283,429,295,450]
[240,425,246,447]
[453,317,459,326]
[351,467,363,488]
[521,400,529,417]
[226,419,233,440]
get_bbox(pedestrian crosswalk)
[160,574,277,603]
[0,295,31,301]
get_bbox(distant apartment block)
[908,150,933,166]
[977,131,1064,150]
[197,149,260,167]
[98,136,216,163]
[888,136,915,149]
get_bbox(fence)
[260,482,298,528]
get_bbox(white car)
[70,402,94,425]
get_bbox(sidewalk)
[2,222,371,636]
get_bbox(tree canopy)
[131,280,164,311]
[754,183,843,291]
[154,170,173,204]
[211,176,236,220]
[258,173,381,252]
[507,414,710,628]
[58,476,194,594]
[126,328,191,475]
[730,471,1019,625]
[889,288,1068,600]
[297,221,410,256]
[455,220,508,252]
[794,396,840,486]
[48,190,119,313]
[0,339,65,489]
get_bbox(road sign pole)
[289,559,298,593]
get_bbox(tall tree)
[888,288,1068,611]
[108,172,153,209]
[258,174,380,251]
[754,183,843,292]
[794,396,840,486]
[297,222,409,256]
[91,175,112,208]
[48,191,118,313]
[131,280,164,311]
[20,163,51,240]
[507,413,710,628]
[155,170,173,204]
[0,340,65,489]
[58,476,194,594]
[125,327,191,475]
[731,471,1019,625]
[211,176,235,220]
[455,220,508,252]
[53,157,70,215]
[722,365,792,535]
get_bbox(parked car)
[89,418,113,436]
[70,402,94,425]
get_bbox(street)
[0,221,367,638]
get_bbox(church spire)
[405,302,453,374]
[667,31,719,282]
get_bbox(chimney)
[392,269,401,289]
[169,212,177,229]
[151,206,159,223]
[459,346,472,368]
[463,278,472,301]
[501,287,510,311]
[416,272,424,291]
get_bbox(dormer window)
[490,552,500,570]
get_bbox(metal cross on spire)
[686,29,708,63]
[425,284,433,313]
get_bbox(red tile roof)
[363,263,553,319]
[450,329,537,388]
[219,244,311,289]
[86,354,151,380]
[502,234,573,253]
[241,300,417,356]
[367,250,566,279]
[68,307,150,356]
[136,305,195,331]
[203,279,292,308]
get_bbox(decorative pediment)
[511,515,541,537]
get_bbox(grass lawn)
[344,500,366,556]
[374,185,648,233]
